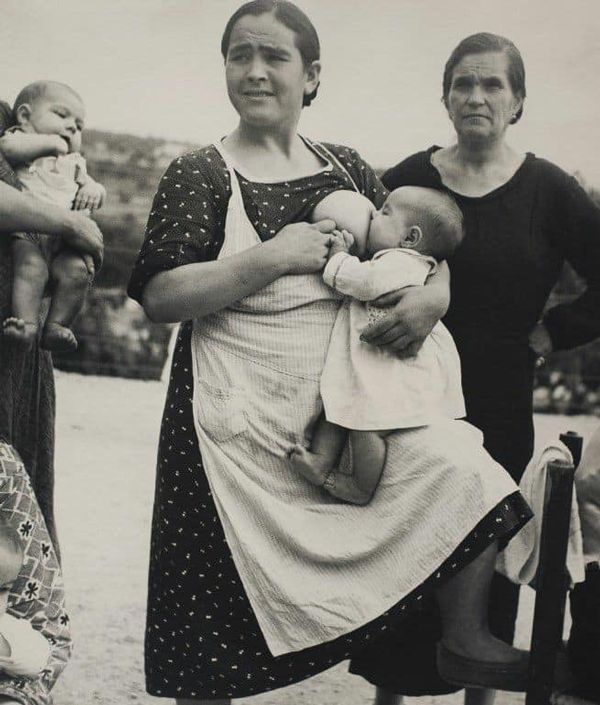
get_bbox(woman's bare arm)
[143,220,336,323]
[0,181,104,269]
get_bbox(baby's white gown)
[321,248,466,430]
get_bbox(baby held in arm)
[289,186,465,505]
[0,80,106,352]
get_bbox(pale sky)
[2,0,600,183]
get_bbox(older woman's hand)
[361,280,449,358]
[271,219,337,274]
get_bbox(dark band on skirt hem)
[146,491,531,699]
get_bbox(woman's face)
[445,51,523,144]
[225,12,320,132]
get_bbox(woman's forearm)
[424,260,451,317]
[143,239,288,323]
[0,181,73,235]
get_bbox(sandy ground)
[49,371,600,705]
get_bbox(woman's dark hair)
[221,0,320,107]
[443,32,526,123]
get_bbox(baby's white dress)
[321,248,466,430]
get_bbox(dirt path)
[50,371,600,705]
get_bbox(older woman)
[128,7,532,703]
[350,32,600,705]
[0,101,103,552]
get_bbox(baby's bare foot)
[41,323,78,353]
[289,444,332,487]
[2,318,38,345]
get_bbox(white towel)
[497,442,586,586]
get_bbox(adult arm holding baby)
[0,181,104,269]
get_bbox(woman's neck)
[434,137,526,197]
[453,136,515,171]
[222,122,326,181]
[228,122,299,156]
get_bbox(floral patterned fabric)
[0,442,71,705]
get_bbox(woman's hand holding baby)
[269,219,337,274]
[361,266,450,357]
[361,287,438,357]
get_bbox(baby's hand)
[73,180,106,212]
[328,229,354,259]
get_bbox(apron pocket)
[195,378,247,442]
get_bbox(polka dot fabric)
[128,142,387,301]
[128,144,531,699]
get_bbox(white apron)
[190,140,521,656]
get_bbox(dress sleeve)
[127,150,228,304]
[0,443,72,705]
[542,173,600,350]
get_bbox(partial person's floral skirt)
[0,442,71,705]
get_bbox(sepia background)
[2,0,600,703]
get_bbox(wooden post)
[526,457,576,705]
[560,431,583,468]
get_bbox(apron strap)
[301,137,360,193]
[212,141,243,200]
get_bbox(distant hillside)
[83,128,202,213]
[83,127,201,172]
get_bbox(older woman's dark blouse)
[383,148,600,481]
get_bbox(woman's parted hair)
[443,32,526,124]
[221,0,321,107]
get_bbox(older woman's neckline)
[217,136,334,184]
[428,146,533,200]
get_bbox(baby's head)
[13,80,85,154]
[0,520,23,616]
[367,186,464,260]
